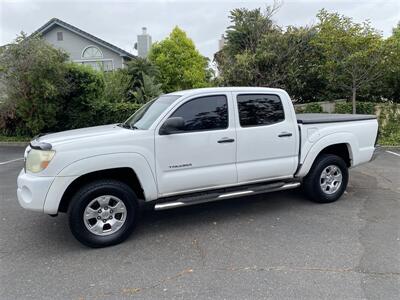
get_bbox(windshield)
[123,95,181,130]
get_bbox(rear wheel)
[68,179,138,248]
[303,154,348,203]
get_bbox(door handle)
[218,138,235,143]
[278,132,293,137]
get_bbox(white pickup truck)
[17,87,379,247]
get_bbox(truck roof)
[167,87,287,97]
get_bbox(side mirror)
[159,117,185,135]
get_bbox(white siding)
[42,25,126,69]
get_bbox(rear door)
[155,93,237,196]
[233,93,298,183]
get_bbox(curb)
[381,145,400,149]
[0,142,29,147]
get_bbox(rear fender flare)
[296,133,357,178]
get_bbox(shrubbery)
[0,35,155,137]
[304,103,323,113]
[375,104,400,146]
[334,102,375,114]
[56,63,105,130]
[0,34,68,136]
[0,17,399,146]
[93,102,142,125]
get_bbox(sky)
[1,0,399,60]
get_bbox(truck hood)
[35,124,125,147]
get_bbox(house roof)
[32,18,135,59]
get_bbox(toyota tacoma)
[17,87,380,247]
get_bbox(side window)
[170,95,228,132]
[237,94,284,127]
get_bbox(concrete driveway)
[0,146,399,299]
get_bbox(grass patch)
[0,135,30,142]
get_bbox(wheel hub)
[320,164,342,195]
[100,210,111,219]
[83,195,127,236]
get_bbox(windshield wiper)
[118,123,138,130]
[118,123,129,129]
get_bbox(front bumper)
[17,170,55,212]
[370,145,382,162]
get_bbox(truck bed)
[296,113,376,124]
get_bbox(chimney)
[137,27,152,58]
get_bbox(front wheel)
[68,180,138,248]
[303,154,349,203]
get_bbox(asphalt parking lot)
[0,146,399,299]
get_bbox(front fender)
[296,132,357,178]
[43,152,157,214]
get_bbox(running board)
[154,182,301,211]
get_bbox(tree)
[0,34,105,135]
[0,34,68,135]
[381,23,400,102]
[124,57,162,103]
[313,9,385,113]
[215,6,327,102]
[215,6,278,86]
[149,27,211,92]
[225,7,276,55]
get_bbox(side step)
[154,182,301,211]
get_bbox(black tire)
[68,179,138,248]
[303,154,349,203]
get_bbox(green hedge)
[304,103,323,113]
[334,102,375,114]
[295,102,323,113]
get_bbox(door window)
[169,95,228,132]
[237,94,284,127]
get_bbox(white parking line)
[0,158,24,165]
[386,150,400,158]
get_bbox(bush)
[377,104,400,145]
[93,102,142,124]
[0,34,69,136]
[55,63,105,130]
[334,102,375,114]
[303,103,323,113]
[102,70,131,103]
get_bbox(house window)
[80,46,113,71]
[82,46,103,59]
[102,60,113,71]
[80,60,114,72]
[57,32,63,41]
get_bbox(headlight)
[26,149,55,173]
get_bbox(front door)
[155,93,237,196]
